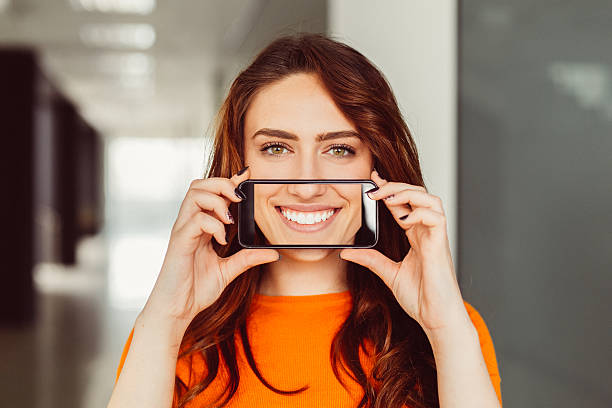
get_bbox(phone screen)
[236,179,378,248]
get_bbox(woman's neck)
[257,249,349,296]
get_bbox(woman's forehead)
[244,75,356,141]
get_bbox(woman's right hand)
[140,167,279,328]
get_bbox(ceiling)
[0,0,327,139]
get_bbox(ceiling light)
[96,52,154,76]
[80,23,156,50]
[69,0,155,15]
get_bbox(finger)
[229,165,251,187]
[174,189,235,232]
[365,181,417,221]
[174,167,250,232]
[397,207,446,230]
[339,248,399,291]
[365,177,429,223]
[221,248,280,285]
[371,169,388,186]
[383,189,445,214]
[171,212,228,256]
[366,180,426,202]
[191,165,251,205]
[364,168,387,200]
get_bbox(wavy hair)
[174,32,438,408]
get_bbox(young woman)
[108,33,502,408]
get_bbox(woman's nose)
[287,156,325,180]
[284,155,330,198]
[287,182,326,200]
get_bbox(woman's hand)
[141,167,279,328]
[339,169,471,336]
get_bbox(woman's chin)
[278,247,334,262]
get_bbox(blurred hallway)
[0,136,211,407]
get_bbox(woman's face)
[243,72,373,260]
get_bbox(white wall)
[328,0,458,268]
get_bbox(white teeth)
[280,208,336,225]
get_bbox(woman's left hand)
[339,169,471,337]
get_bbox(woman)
[108,33,502,408]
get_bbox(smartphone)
[236,179,378,248]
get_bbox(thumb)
[340,248,398,289]
[222,248,280,282]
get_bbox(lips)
[274,205,341,232]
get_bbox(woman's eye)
[326,144,356,158]
[260,143,356,158]
[261,143,289,156]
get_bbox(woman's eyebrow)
[252,128,361,142]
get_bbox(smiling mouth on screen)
[274,205,341,233]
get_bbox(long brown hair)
[174,32,437,408]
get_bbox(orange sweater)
[115,291,502,407]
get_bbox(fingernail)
[234,187,246,200]
[226,210,234,223]
[399,213,409,220]
[236,165,249,176]
[365,186,379,200]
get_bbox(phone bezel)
[236,179,378,249]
